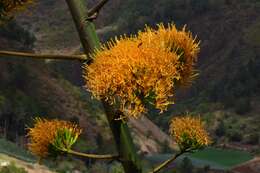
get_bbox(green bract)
[51,128,79,153]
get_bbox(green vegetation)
[244,133,259,145]
[190,148,253,168]
[178,157,194,173]
[0,139,35,163]
[0,163,28,173]
[0,21,35,48]
[243,19,260,47]
[148,147,253,171]
[55,158,88,173]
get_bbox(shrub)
[160,140,172,153]
[179,157,193,173]
[0,138,35,162]
[0,163,28,173]
[89,163,107,173]
[227,130,243,142]
[244,133,259,145]
[234,97,251,115]
[109,162,124,173]
[55,159,88,173]
[215,120,226,137]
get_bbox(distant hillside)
[231,157,260,173]
[129,116,178,154]
[0,153,52,173]
[16,0,120,53]
[0,21,100,147]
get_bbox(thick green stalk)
[65,0,142,172]
[102,106,142,172]
[66,0,101,54]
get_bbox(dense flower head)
[0,0,34,17]
[84,23,200,118]
[169,116,211,151]
[138,24,200,86]
[27,118,82,158]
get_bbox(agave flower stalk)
[66,0,142,172]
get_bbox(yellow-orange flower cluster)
[138,24,200,86]
[169,116,211,151]
[0,0,34,17]
[27,118,82,158]
[84,23,200,118]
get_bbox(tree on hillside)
[0,1,211,173]
[179,157,193,173]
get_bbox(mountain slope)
[129,116,178,154]
[0,153,53,173]
[0,21,100,147]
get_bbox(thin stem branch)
[87,0,109,17]
[148,151,184,173]
[0,50,89,61]
[68,150,119,160]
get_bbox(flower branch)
[0,50,89,61]
[67,150,119,160]
[88,0,109,16]
[87,0,109,20]
[148,150,185,173]
[148,116,212,173]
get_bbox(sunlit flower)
[138,23,200,86]
[27,118,82,158]
[84,23,200,118]
[169,116,211,151]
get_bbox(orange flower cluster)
[0,0,34,17]
[169,116,211,151]
[138,24,200,86]
[84,23,199,118]
[27,118,82,158]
